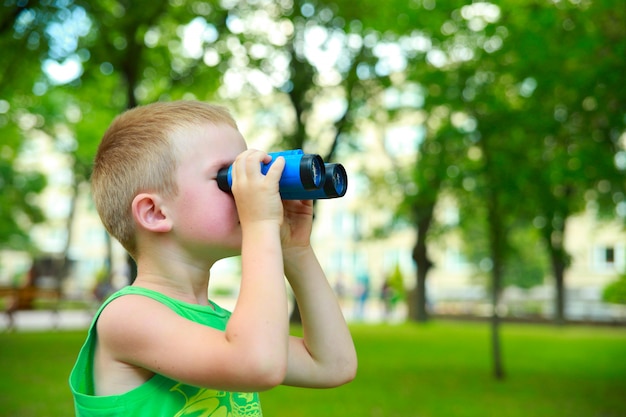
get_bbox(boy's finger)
[265,156,285,182]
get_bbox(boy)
[69,100,357,416]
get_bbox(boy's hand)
[231,150,285,226]
[281,199,314,249]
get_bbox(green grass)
[1,321,625,417]
[262,322,626,417]
[0,331,84,417]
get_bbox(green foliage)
[465,224,549,289]
[390,0,626,311]
[1,0,625,306]
[603,273,626,305]
[0,156,47,251]
[0,2,59,250]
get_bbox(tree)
[0,2,56,251]
[490,0,626,324]
[2,0,396,289]
[372,0,625,378]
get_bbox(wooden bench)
[0,285,62,330]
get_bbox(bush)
[603,273,626,305]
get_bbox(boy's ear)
[131,193,172,233]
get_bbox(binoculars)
[217,149,348,200]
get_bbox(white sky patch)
[45,7,91,59]
[426,49,447,68]
[182,17,218,59]
[304,26,345,75]
[461,2,501,31]
[248,69,273,95]
[42,6,90,85]
[375,43,407,75]
[43,55,83,85]
[385,125,425,156]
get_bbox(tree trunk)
[547,226,569,325]
[487,226,506,379]
[60,172,80,285]
[489,252,505,380]
[483,144,505,380]
[486,191,506,380]
[411,205,435,322]
[489,297,504,379]
[539,215,570,325]
[553,262,566,325]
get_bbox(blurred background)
[1,1,625,416]
[1,0,625,327]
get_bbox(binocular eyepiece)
[216,149,348,200]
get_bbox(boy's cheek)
[205,195,240,234]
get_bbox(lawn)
[0,321,625,417]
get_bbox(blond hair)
[91,100,238,257]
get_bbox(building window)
[605,247,615,265]
[593,245,624,271]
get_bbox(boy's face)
[168,122,247,259]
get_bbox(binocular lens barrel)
[217,149,348,200]
[296,154,324,190]
[280,163,347,200]
[327,163,348,198]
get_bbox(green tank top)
[69,286,263,416]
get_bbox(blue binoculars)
[217,149,348,200]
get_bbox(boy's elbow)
[336,357,358,386]
[258,365,288,391]
[345,359,358,384]
[247,356,288,391]
[342,347,359,383]
[324,354,358,387]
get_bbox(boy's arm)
[224,150,290,387]
[280,200,358,388]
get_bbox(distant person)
[69,100,357,416]
[354,270,370,321]
[380,278,396,321]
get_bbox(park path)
[0,310,94,332]
[1,297,407,332]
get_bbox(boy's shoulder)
[94,291,198,369]
[97,292,178,337]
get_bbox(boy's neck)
[133,259,212,306]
